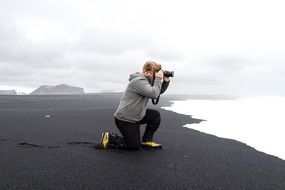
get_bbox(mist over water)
[162,96,285,160]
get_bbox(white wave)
[162,96,285,160]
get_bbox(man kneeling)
[100,61,170,150]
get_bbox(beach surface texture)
[1,94,285,190]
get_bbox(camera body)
[153,65,174,78]
[163,70,174,78]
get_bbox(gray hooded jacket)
[114,72,170,123]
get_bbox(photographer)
[99,61,171,150]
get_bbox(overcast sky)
[1,0,285,96]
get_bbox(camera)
[163,70,174,78]
[153,65,174,78]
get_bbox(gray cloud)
[1,0,285,96]
[209,57,250,73]
[0,21,68,68]
[76,29,147,54]
[0,2,186,94]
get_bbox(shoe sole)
[100,132,109,149]
[141,144,162,149]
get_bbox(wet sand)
[1,94,285,190]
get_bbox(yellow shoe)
[100,132,110,149]
[141,141,162,149]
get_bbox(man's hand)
[155,70,164,79]
[163,77,170,82]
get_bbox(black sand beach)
[1,94,285,190]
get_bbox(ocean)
[162,96,285,160]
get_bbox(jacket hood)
[129,72,144,81]
[129,72,154,84]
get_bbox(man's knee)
[128,146,140,151]
[125,138,141,150]
[127,142,141,150]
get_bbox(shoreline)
[161,96,285,161]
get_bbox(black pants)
[110,109,161,150]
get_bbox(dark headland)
[0,94,285,190]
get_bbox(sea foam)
[162,96,285,160]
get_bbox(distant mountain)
[17,92,29,95]
[101,90,117,93]
[30,84,85,95]
[0,90,17,95]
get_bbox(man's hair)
[143,61,161,73]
